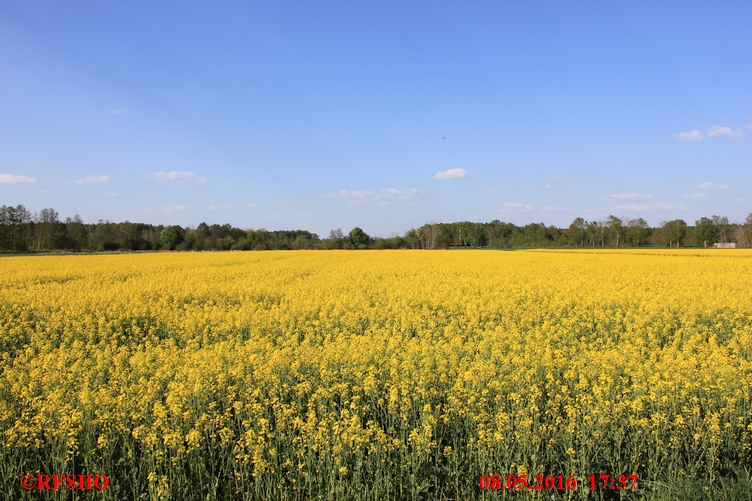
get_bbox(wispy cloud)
[433,168,468,180]
[140,205,193,215]
[613,202,685,212]
[102,192,118,197]
[674,125,747,141]
[107,109,128,114]
[678,193,707,200]
[553,175,577,183]
[503,202,534,211]
[673,130,703,141]
[148,171,207,183]
[0,174,39,184]
[245,203,259,210]
[208,205,233,210]
[73,175,109,184]
[707,125,746,140]
[697,182,731,190]
[163,204,193,212]
[322,188,425,207]
[602,193,652,202]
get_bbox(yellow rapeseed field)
[2,250,751,500]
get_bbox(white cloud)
[208,205,233,210]
[102,192,118,197]
[245,203,259,210]
[503,202,534,211]
[707,125,746,140]
[673,130,703,141]
[322,188,425,207]
[675,125,748,141]
[0,174,39,184]
[296,212,314,218]
[678,193,707,200]
[613,202,685,212]
[747,122,752,130]
[74,175,109,184]
[142,205,193,214]
[149,171,206,182]
[433,168,468,180]
[107,109,128,114]
[602,193,652,202]
[162,205,193,213]
[732,197,748,203]
[697,182,731,190]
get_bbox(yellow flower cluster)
[1,249,751,499]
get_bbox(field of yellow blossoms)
[2,250,751,500]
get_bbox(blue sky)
[1,1,750,237]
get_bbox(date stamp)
[479,473,638,492]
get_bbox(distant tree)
[372,233,405,249]
[35,208,60,250]
[486,220,504,248]
[192,223,209,250]
[452,221,481,247]
[348,227,370,249]
[119,221,142,250]
[472,222,488,247]
[418,223,447,249]
[545,225,561,245]
[89,220,121,250]
[734,224,748,248]
[521,223,546,246]
[711,215,730,244]
[160,225,185,250]
[626,218,649,247]
[607,215,623,247]
[661,219,688,248]
[64,214,87,250]
[694,217,719,248]
[1,205,31,251]
[325,228,346,249]
[586,220,598,246]
[404,228,421,249]
[596,220,608,247]
[216,235,234,251]
[8,205,34,251]
[291,234,312,250]
[568,217,586,246]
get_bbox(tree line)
[404,214,751,249]
[1,204,751,252]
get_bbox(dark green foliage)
[1,203,749,252]
[348,227,370,249]
[694,217,719,248]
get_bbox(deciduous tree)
[694,217,718,248]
